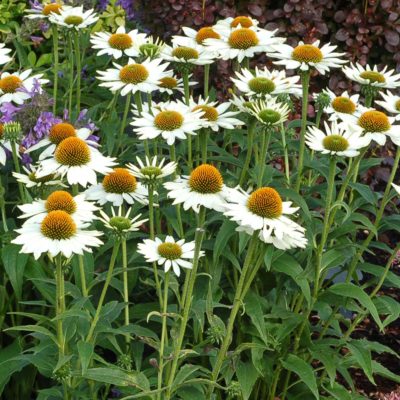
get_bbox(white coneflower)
[164,164,232,213]
[306,120,369,157]
[232,67,301,98]
[97,57,170,96]
[90,26,148,59]
[25,1,68,20]
[13,165,65,188]
[0,43,12,65]
[314,88,360,120]
[18,190,98,224]
[48,6,98,30]
[131,100,204,145]
[269,40,346,75]
[0,69,49,105]
[376,91,400,121]
[26,122,96,160]
[99,206,147,235]
[85,167,148,206]
[189,96,244,131]
[36,137,116,187]
[127,156,176,184]
[137,236,203,277]
[12,210,103,259]
[161,39,215,66]
[343,63,400,89]
[249,98,290,127]
[224,187,307,250]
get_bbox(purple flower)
[97,0,109,11]
[117,0,135,20]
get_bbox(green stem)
[183,72,192,169]
[118,92,132,147]
[67,34,74,117]
[157,271,170,399]
[86,241,121,343]
[169,145,184,237]
[204,64,210,99]
[257,129,271,188]
[165,207,206,399]
[73,32,81,114]
[295,71,311,193]
[78,255,88,297]
[280,122,290,185]
[200,129,208,163]
[55,255,65,356]
[52,25,59,114]
[209,233,259,395]
[122,238,131,349]
[238,118,256,187]
[11,141,25,202]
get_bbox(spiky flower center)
[358,110,390,133]
[322,135,349,152]
[119,64,149,84]
[228,28,259,50]
[189,164,223,194]
[139,43,160,57]
[359,71,385,83]
[109,216,132,231]
[258,109,281,124]
[108,33,133,50]
[45,190,77,214]
[248,77,276,94]
[159,77,177,89]
[140,166,163,178]
[40,210,77,240]
[64,15,83,25]
[103,168,137,194]
[157,242,182,260]
[247,187,283,218]
[231,16,253,28]
[292,44,323,63]
[172,46,199,61]
[43,3,62,15]
[243,101,256,111]
[154,111,184,131]
[54,137,91,166]
[196,27,220,44]
[28,172,55,183]
[49,122,76,145]
[193,105,218,121]
[0,75,22,93]
[395,99,400,112]
[331,97,356,114]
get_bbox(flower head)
[269,40,346,75]
[306,120,369,157]
[314,88,360,120]
[0,43,12,66]
[13,164,65,188]
[127,156,176,184]
[224,187,307,249]
[249,98,289,126]
[376,91,400,121]
[99,206,147,235]
[49,6,98,30]
[137,236,203,276]
[26,1,67,20]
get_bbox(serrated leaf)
[236,361,259,400]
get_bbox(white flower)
[156,71,194,95]
[18,190,98,224]
[224,187,307,250]
[0,69,49,105]
[127,156,176,183]
[204,25,284,62]
[172,26,221,56]
[376,91,400,121]
[36,137,116,188]
[164,164,232,213]
[99,207,147,234]
[340,106,400,146]
[26,122,96,160]
[0,124,12,166]
[232,67,301,98]
[12,165,65,188]
[269,40,346,75]
[161,40,215,65]
[90,26,148,59]
[12,210,103,259]
[214,16,260,30]
[97,57,170,96]
[85,167,148,206]
[25,2,69,20]
[314,88,360,120]
[137,236,204,277]
[131,100,204,145]
[392,183,400,196]
[49,6,98,30]
[0,43,12,65]
[343,63,400,89]
[230,94,258,114]
[306,120,369,157]
[249,98,290,126]
[189,96,244,131]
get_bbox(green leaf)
[372,360,400,384]
[281,354,319,399]
[348,183,377,205]
[77,341,93,374]
[213,220,236,265]
[328,283,383,331]
[2,244,29,300]
[347,341,375,384]
[236,361,259,400]
[5,325,57,344]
